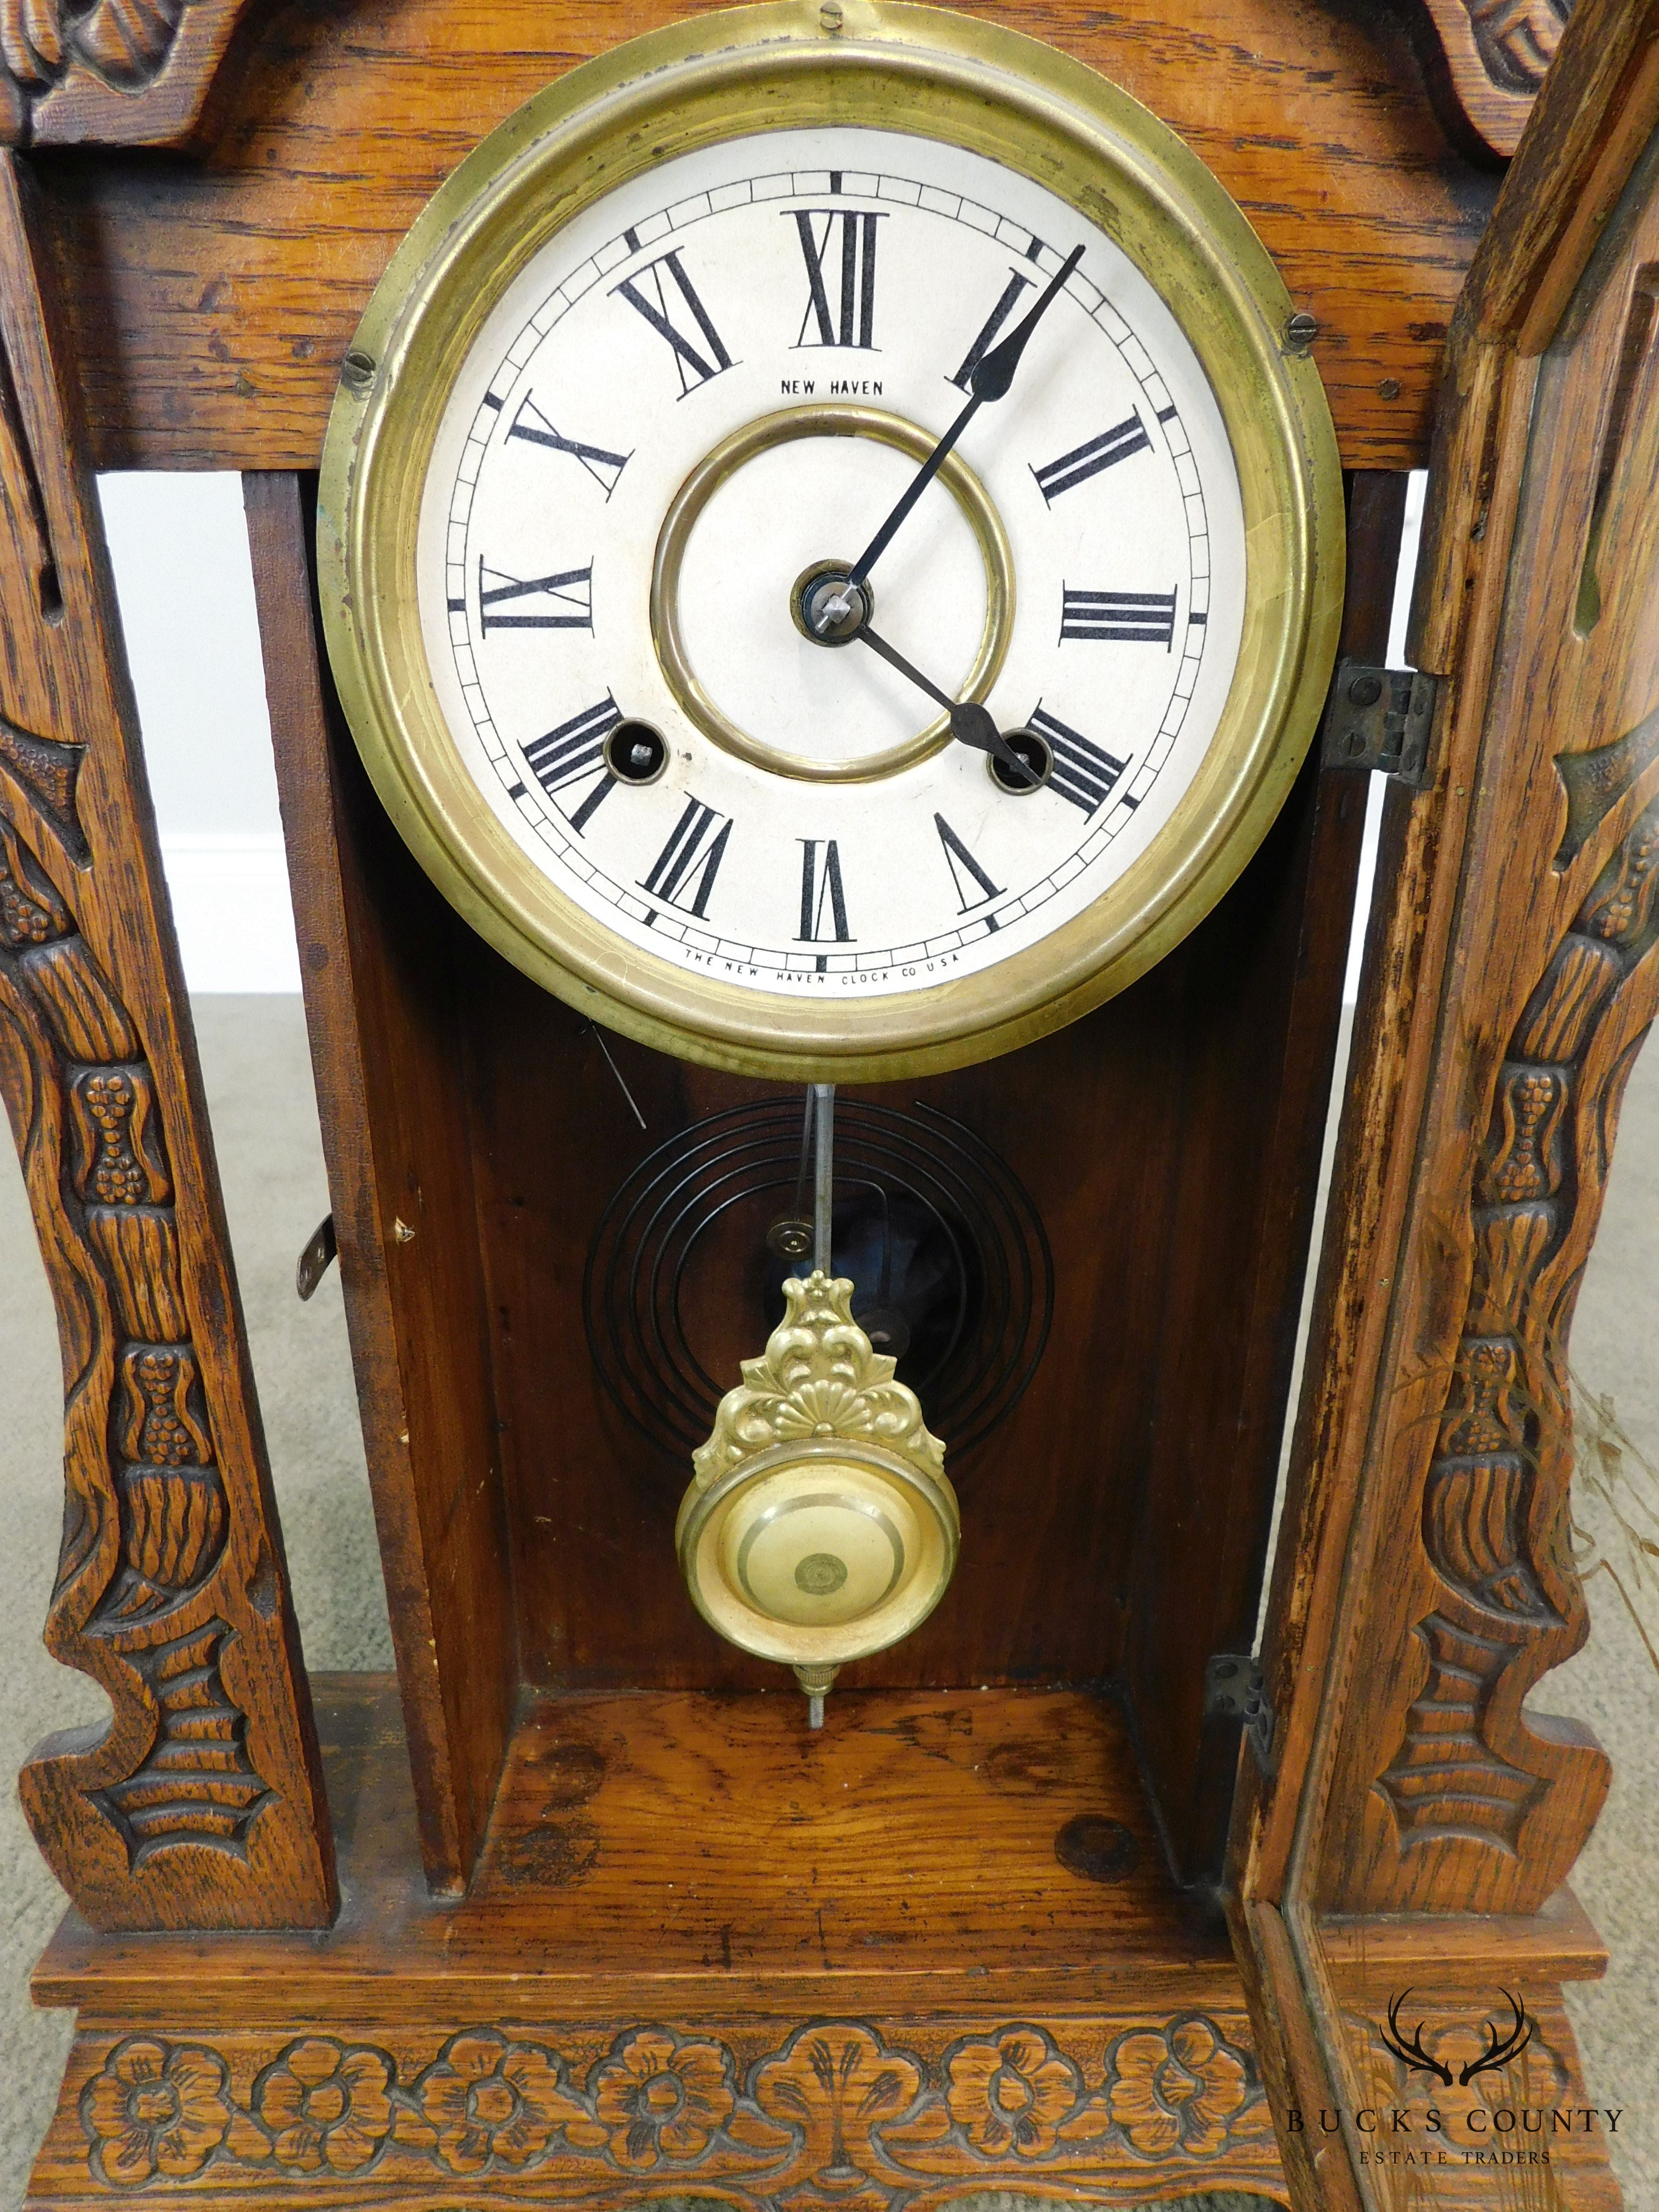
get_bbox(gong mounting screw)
[767,1216,814,1261]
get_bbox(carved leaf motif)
[69,0,186,86]
[102,1463,228,1622]
[752,2021,925,2179]
[691,1273,946,1491]
[1467,0,1569,91]
[1,0,190,103]
[0,714,85,860]
[0,810,68,947]
[1386,799,1659,1855]
[0,0,66,92]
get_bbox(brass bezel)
[318,0,1344,1082]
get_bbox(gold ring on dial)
[650,403,1014,782]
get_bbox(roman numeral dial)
[1023,705,1132,815]
[523,696,622,833]
[417,133,1252,1026]
[477,560,593,633]
[1032,414,1152,503]
[640,798,733,919]
[948,268,1034,391]
[506,397,631,497]
[935,816,1003,914]
[1060,589,1178,646]
[792,211,884,349]
[613,249,734,395]
[797,840,852,942]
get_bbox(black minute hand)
[855,624,1037,786]
[844,241,1084,593]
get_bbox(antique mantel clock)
[5,0,1650,2204]
[317,1,1340,1708]
[320,5,1339,1082]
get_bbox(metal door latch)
[1205,1651,1276,1776]
[296,1213,338,1301]
[1320,661,1438,788]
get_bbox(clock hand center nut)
[791,560,873,647]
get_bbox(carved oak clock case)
[0,0,1654,2210]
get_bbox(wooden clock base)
[24,1680,1618,2212]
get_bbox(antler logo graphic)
[1459,1991,1534,2085]
[1379,1990,1534,2087]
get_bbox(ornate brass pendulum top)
[678,1089,960,1726]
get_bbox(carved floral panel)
[49,2015,1282,2205]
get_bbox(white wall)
[96,468,1427,998]
[96,473,299,991]
[1341,469,1427,1004]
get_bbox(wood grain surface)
[1225,1,1654,2199]
[247,470,513,1899]
[0,154,334,1927]
[25,2006,1286,2210]
[26,1682,1621,2212]
[1125,470,1404,1890]
[37,1675,1238,2016]
[23,0,1498,473]
[1235,0,1659,1933]
[1312,133,1659,1915]
[243,462,1382,1901]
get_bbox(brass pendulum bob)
[678,1087,961,1729]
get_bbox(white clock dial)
[415,125,1246,1003]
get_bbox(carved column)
[1314,53,1659,1925]
[1228,4,1659,2204]
[0,150,334,1927]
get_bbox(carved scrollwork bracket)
[1325,113,1659,1913]
[1385,0,1574,162]
[0,0,254,150]
[0,150,332,1926]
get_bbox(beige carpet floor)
[1,996,1655,2208]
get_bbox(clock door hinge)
[1319,661,1439,789]
[1205,1651,1276,1776]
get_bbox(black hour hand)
[855,625,1038,787]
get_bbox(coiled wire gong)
[584,1096,1052,1470]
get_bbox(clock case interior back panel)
[250,461,1403,1909]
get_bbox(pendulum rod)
[812,1083,835,1276]
[802,1083,837,1731]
